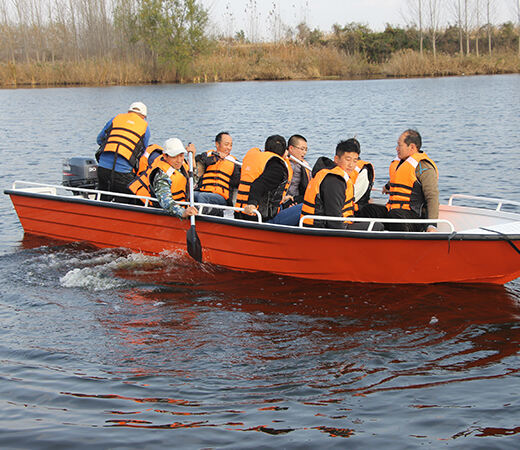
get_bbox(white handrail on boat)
[176,201,263,222]
[12,180,157,206]
[448,194,520,212]
[299,215,456,233]
[10,180,263,222]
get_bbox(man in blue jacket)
[96,101,150,202]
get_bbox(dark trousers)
[356,204,425,232]
[97,166,137,204]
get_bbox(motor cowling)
[62,157,98,190]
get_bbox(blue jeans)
[269,203,303,226]
[193,191,227,216]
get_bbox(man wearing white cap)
[129,137,198,218]
[96,101,151,202]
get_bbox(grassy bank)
[1,43,519,88]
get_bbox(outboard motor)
[62,157,98,194]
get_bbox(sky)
[201,0,515,39]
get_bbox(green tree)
[119,0,209,80]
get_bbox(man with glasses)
[269,134,312,225]
[282,134,312,208]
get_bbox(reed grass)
[1,44,519,88]
[382,49,520,78]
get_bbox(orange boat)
[5,181,520,285]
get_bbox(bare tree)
[426,0,444,58]
[475,0,480,56]
[517,0,520,55]
[485,0,497,54]
[267,1,286,42]
[223,1,235,39]
[12,0,31,62]
[465,0,470,54]
[450,0,465,54]
[245,0,260,42]
[0,0,16,62]
[406,0,424,54]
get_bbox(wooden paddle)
[186,150,202,262]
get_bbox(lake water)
[1,75,520,448]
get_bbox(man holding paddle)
[137,137,198,219]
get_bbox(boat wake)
[6,239,206,292]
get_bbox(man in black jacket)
[235,135,289,221]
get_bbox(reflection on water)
[1,238,518,446]
[1,76,520,446]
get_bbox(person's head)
[397,129,421,160]
[334,138,360,175]
[163,137,187,170]
[215,132,233,157]
[264,135,287,157]
[287,134,308,161]
[128,101,147,118]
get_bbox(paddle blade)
[186,225,202,262]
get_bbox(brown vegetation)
[1,0,519,88]
[381,48,520,78]
[1,43,519,88]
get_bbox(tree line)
[0,0,209,80]
[0,0,519,86]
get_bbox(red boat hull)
[7,191,520,285]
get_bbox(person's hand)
[186,142,196,155]
[282,194,294,204]
[243,204,257,216]
[382,183,390,194]
[182,206,198,218]
[426,225,437,232]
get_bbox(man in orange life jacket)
[357,129,439,232]
[146,138,198,219]
[235,135,289,222]
[300,138,382,230]
[96,101,151,202]
[136,143,164,175]
[194,132,240,215]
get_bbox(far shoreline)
[2,46,519,90]
[2,70,519,90]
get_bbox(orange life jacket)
[198,150,237,201]
[101,112,148,170]
[301,165,354,227]
[349,159,374,212]
[137,144,163,175]
[235,147,289,219]
[387,152,438,216]
[128,155,188,205]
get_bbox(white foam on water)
[59,252,181,291]
[58,250,191,291]
[60,267,128,291]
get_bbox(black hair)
[265,135,287,156]
[215,131,231,143]
[288,134,307,147]
[335,138,361,157]
[403,129,422,150]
